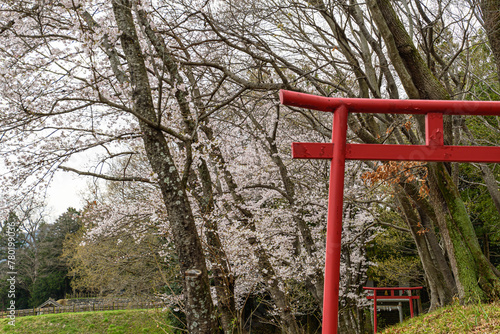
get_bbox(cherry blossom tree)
[190,0,500,310]
[3,0,498,333]
[0,1,216,331]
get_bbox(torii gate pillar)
[279,89,500,334]
[322,104,347,334]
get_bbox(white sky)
[44,149,105,221]
[46,169,87,221]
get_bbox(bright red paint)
[323,104,348,334]
[279,89,500,334]
[363,287,423,333]
[280,89,500,115]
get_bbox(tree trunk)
[395,185,456,309]
[202,126,301,333]
[373,0,449,101]
[111,1,217,332]
[480,164,500,217]
[374,0,500,303]
[307,0,371,98]
[429,163,500,302]
[480,0,500,82]
[193,157,238,333]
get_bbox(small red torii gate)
[363,286,423,333]
[279,90,500,334]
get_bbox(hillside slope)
[382,302,500,333]
[0,309,178,334]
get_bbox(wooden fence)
[0,301,164,319]
[64,292,99,300]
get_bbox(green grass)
[0,309,179,334]
[382,301,500,333]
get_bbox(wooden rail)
[0,301,164,319]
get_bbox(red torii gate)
[279,89,500,334]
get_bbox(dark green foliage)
[459,163,500,269]
[0,208,82,309]
[29,271,69,307]
[367,208,424,287]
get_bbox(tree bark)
[374,0,500,303]
[111,1,217,332]
[395,185,456,310]
[192,158,238,334]
[429,163,500,301]
[480,0,500,82]
[201,125,301,334]
[367,0,420,99]
[480,164,500,217]
[373,0,450,101]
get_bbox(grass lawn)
[0,308,179,334]
[382,301,500,333]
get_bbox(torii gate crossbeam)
[279,90,500,334]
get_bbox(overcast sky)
[46,169,87,221]
[44,149,104,221]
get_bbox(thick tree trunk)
[111,1,217,332]
[395,185,456,309]
[399,182,458,307]
[338,307,363,334]
[429,163,500,301]
[373,0,450,101]
[204,223,237,334]
[366,0,421,100]
[194,158,238,334]
[480,0,500,82]
[373,0,500,304]
[141,9,241,328]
